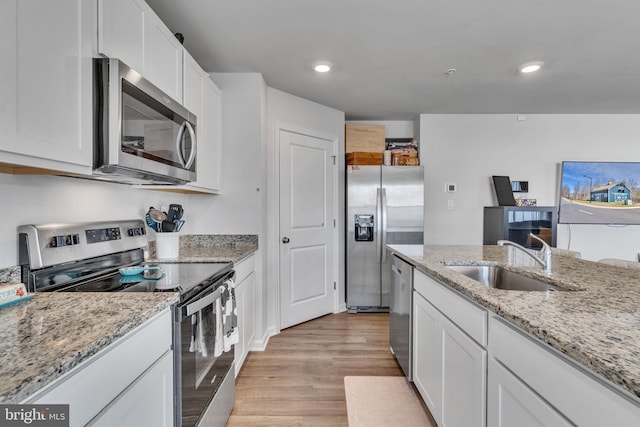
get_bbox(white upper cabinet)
[98,0,183,101]
[145,51,222,194]
[199,75,223,193]
[0,0,94,174]
[97,0,145,73]
[143,8,183,101]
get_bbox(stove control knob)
[50,236,66,247]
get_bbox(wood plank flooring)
[226,312,432,426]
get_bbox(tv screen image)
[558,161,640,224]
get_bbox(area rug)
[344,376,435,427]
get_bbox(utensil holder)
[156,233,180,260]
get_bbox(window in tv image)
[559,161,640,224]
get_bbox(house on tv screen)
[591,181,631,203]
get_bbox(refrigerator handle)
[376,187,382,262]
[381,188,388,264]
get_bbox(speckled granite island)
[388,244,640,404]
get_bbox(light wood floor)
[226,312,432,426]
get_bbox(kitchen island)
[388,244,640,425]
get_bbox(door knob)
[282,237,290,244]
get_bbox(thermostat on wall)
[445,183,457,193]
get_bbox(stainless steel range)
[18,219,236,427]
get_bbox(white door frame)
[270,121,340,333]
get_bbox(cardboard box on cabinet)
[345,124,385,153]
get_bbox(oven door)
[176,283,234,427]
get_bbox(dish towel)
[189,314,197,352]
[197,310,208,357]
[221,277,239,352]
[214,297,224,357]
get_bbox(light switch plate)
[445,183,457,193]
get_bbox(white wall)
[267,88,345,331]
[0,173,209,267]
[420,114,640,261]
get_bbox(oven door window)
[180,302,233,427]
[121,81,196,173]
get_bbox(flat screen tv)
[558,161,640,224]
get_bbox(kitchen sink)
[445,265,569,292]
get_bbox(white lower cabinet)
[441,316,486,427]
[488,358,572,427]
[24,309,173,427]
[413,292,442,420]
[413,270,487,427]
[411,268,640,427]
[489,316,640,427]
[88,351,173,427]
[234,254,256,376]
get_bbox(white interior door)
[279,128,336,329]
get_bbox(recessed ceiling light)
[314,62,332,73]
[519,61,544,74]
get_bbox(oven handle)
[185,286,223,317]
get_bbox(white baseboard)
[248,326,277,352]
[336,303,347,313]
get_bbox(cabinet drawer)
[26,309,172,426]
[414,270,487,346]
[490,316,640,426]
[234,254,255,285]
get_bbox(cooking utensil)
[161,219,176,232]
[119,266,162,276]
[167,204,183,222]
[148,208,167,232]
[175,219,186,232]
[145,209,157,231]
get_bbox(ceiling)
[145,0,640,120]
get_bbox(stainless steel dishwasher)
[389,254,413,380]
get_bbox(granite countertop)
[388,244,640,401]
[0,234,258,404]
[0,292,178,404]
[148,234,258,263]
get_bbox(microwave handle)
[182,121,197,169]
[175,122,197,168]
[176,122,188,166]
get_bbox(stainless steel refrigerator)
[346,165,424,312]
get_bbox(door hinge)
[333,281,336,290]
[333,219,336,227]
[331,155,336,165]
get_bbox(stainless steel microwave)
[93,58,197,185]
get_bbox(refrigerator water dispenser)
[354,214,374,241]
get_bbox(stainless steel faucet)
[497,233,552,273]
